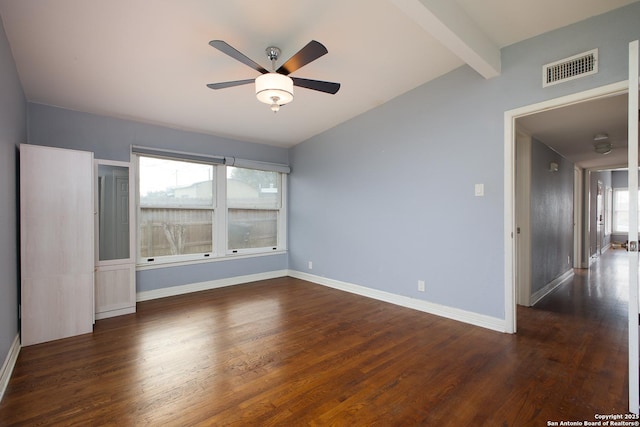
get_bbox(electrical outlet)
[418,280,425,292]
[308,261,313,270]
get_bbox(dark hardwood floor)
[0,249,632,426]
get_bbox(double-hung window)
[138,156,215,262]
[613,188,640,233]
[136,152,287,265]
[227,166,281,252]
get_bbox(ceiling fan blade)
[206,79,254,90]
[277,40,328,75]
[292,77,340,94]
[209,40,268,74]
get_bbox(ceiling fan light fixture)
[255,73,294,110]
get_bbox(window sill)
[136,249,287,271]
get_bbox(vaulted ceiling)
[0,0,637,149]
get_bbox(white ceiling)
[0,0,637,149]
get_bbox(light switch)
[475,183,484,197]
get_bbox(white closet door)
[20,144,94,346]
[95,161,136,320]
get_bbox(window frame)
[134,154,287,268]
[606,187,613,236]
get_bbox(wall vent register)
[543,49,598,87]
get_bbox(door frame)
[627,39,639,415]
[503,80,628,334]
[596,179,604,256]
[573,166,584,268]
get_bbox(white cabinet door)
[95,161,136,319]
[95,264,135,319]
[20,144,94,346]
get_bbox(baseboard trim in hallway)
[530,268,575,306]
[0,334,20,402]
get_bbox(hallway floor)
[516,247,630,421]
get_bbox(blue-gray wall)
[0,16,26,369]
[612,170,630,189]
[530,139,574,294]
[289,3,640,319]
[26,103,289,292]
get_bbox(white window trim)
[215,165,227,256]
[134,154,287,268]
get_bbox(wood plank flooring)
[0,249,632,426]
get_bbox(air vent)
[543,49,598,87]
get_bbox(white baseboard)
[530,269,574,306]
[0,334,20,402]
[136,270,289,302]
[135,269,506,332]
[288,270,507,333]
[95,306,136,320]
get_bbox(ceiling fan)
[207,40,340,112]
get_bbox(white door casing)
[627,39,639,415]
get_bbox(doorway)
[506,40,640,415]
[505,81,639,415]
[504,80,629,333]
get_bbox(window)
[613,188,640,233]
[138,157,214,260]
[136,154,286,265]
[227,167,281,252]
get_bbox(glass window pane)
[140,208,213,257]
[227,167,280,209]
[615,212,629,232]
[228,209,277,250]
[98,165,130,261]
[140,157,214,207]
[615,190,628,210]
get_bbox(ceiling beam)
[390,0,501,79]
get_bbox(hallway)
[527,247,628,321]
[516,247,630,419]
